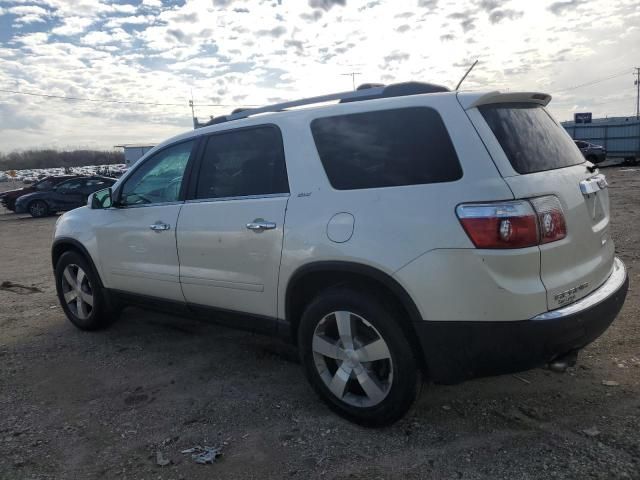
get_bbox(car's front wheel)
[55,251,119,330]
[298,287,421,427]
[28,200,49,218]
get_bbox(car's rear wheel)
[298,287,421,427]
[55,251,119,330]
[28,200,48,218]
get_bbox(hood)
[15,191,45,204]
[0,187,27,198]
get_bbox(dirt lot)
[0,170,639,480]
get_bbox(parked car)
[51,82,628,426]
[575,140,607,164]
[16,176,115,217]
[0,175,82,211]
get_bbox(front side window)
[56,179,86,193]
[195,126,288,200]
[310,107,462,190]
[35,179,55,190]
[120,141,193,206]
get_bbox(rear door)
[467,99,614,310]
[177,125,289,319]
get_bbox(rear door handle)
[246,219,276,231]
[149,221,171,232]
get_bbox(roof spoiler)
[457,91,552,110]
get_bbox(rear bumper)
[415,257,628,383]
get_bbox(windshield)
[480,103,585,174]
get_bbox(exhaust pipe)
[547,350,579,373]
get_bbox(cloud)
[449,12,476,32]
[417,0,438,8]
[396,24,410,33]
[440,34,455,41]
[308,0,346,11]
[478,0,500,12]
[256,25,287,37]
[8,5,50,25]
[489,9,523,23]
[301,10,323,22]
[548,0,584,15]
[383,51,409,63]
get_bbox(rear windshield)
[311,107,462,190]
[480,103,585,174]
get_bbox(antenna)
[341,72,361,91]
[455,60,479,91]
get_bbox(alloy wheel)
[312,310,393,407]
[61,264,94,320]
[30,201,46,217]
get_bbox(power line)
[0,87,258,108]
[551,69,631,94]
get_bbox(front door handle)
[246,219,276,231]
[149,221,171,232]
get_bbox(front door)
[177,125,289,318]
[54,178,88,210]
[95,140,196,302]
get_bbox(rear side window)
[195,126,288,199]
[310,107,462,190]
[480,104,585,174]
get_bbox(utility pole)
[341,72,361,91]
[189,89,197,129]
[635,67,640,119]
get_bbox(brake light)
[456,201,539,249]
[529,196,567,244]
[456,196,566,249]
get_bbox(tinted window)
[56,179,86,192]
[121,141,193,205]
[195,126,288,199]
[310,107,462,190]
[35,179,55,190]
[480,104,585,174]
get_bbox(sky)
[0,0,638,152]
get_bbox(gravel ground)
[0,169,639,479]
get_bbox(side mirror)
[89,188,113,209]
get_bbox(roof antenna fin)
[455,59,478,91]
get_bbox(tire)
[586,155,598,164]
[298,287,421,427]
[55,251,120,330]
[28,200,48,218]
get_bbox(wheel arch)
[284,261,427,371]
[51,237,104,288]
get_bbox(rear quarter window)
[310,107,462,190]
[480,104,585,174]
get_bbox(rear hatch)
[462,93,614,310]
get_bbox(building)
[114,144,155,167]
[562,116,640,161]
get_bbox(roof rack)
[196,81,449,128]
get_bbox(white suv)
[52,82,628,426]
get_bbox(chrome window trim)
[112,200,185,210]
[531,257,626,321]
[185,192,290,204]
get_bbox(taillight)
[456,196,566,249]
[529,196,567,244]
[456,201,539,249]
